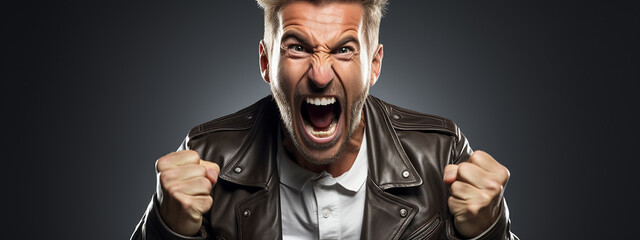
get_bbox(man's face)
[264,1,374,165]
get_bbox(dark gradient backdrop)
[3,1,638,239]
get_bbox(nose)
[308,52,335,88]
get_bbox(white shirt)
[277,132,368,240]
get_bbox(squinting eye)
[285,43,311,58]
[337,47,351,54]
[291,45,306,52]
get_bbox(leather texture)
[131,95,518,240]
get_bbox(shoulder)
[367,95,461,139]
[182,96,275,162]
[367,95,472,166]
[187,96,269,140]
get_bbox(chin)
[296,133,348,165]
[272,82,369,166]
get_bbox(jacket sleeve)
[130,136,210,240]
[445,129,520,240]
[130,195,209,240]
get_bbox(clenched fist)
[155,150,220,236]
[443,150,510,238]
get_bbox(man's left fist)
[443,150,510,238]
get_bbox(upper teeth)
[306,97,336,106]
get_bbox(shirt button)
[392,114,401,120]
[322,209,331,218]
[402,170,410,178]
[234,167,242,173]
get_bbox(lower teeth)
[305,121,337,138]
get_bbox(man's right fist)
[155,150,220,236]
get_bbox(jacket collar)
[217,96,280,188]
[219,95,423,190]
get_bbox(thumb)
[443,164,459,184]
[200,160,221,184]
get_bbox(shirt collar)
[334,132,368,192]
[276,134,316,191]
[277,129,368,193]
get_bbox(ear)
[369,44,383,86]
[259,40,270,83]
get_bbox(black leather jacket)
[132,95,518,240]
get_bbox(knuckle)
[444,164,457,172]
[197,165,207,176]
[466,204,480,216]
[475,150,489,158]
[485,180,501,192]
[501,167,511,182]
[458,162,471,173]
[182,150,200,161]
[479,192,492,205]
[210,175,219,185]
[468,154,479,163]
[469,150,483,160]
[155,158,166,172]
[159,171,171,184]
[199,177,212,191]
[156,153,181,171]
[202,196,214,210]
[447,196,456,207]
[166,184,180,196]
[450,181,463,192]
[161,169,177,182]
[212,162,221,172]
[181,197,194,210]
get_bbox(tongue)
[307,104,335,129]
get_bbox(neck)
[283,114,366,178]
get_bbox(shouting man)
[132,1,518,239]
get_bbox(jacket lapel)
[217,97,283,239]
[364,96,423,189]
[361,179,418,240]
[361,96,424,239]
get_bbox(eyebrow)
[334,36,359,50]
[281,32,312,48]
[281,32,360,50]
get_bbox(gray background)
[2,0,638,239]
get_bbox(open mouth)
[299,96,342,144]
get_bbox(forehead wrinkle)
[281,1,364,25]
[280,1,364,51]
